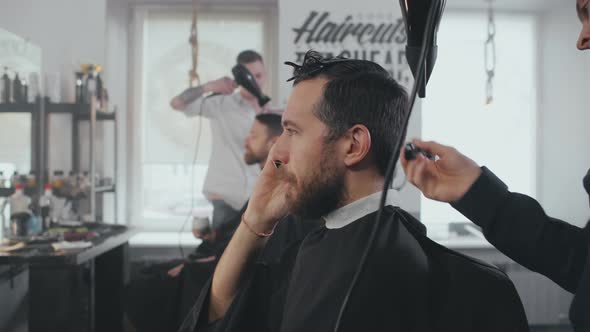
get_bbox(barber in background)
[402,2,590,330]
[170,50,269,231]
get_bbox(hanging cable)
[484,1,496,105]
[333,0,445,330]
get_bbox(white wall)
[0,0,107,175]
[0,0,128,223]
[0,0,107,99]
[537,6,590,227]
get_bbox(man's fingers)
[400,147,409,170]
[411,139,452,157]
[410,156,429,190]
[407,155,440,199]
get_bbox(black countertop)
[0,223,135,266]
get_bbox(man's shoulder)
[393,207,517,291]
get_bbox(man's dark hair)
[285,50,409,175]
[237,50,263,65]
[256,113,283,137]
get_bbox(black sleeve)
[452,167,590,292]
[176,242,300,332]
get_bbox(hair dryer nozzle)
[405,45,438,98]
[232,64,271,107]
[400,0,445,98]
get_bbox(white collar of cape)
[323,189,399,230]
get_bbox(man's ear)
[343,124,371,167]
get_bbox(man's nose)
[269,134,289,167]
[577,24,590,50]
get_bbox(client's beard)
[288,147,346,220]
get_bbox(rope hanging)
[188,0,200,87]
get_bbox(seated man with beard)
[178,51,528,332]
[172,113,288,268]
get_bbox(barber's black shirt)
[452,167,590,331]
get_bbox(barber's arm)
[401,140,589,292]
[207,152,291,322]
[170,76,237,116]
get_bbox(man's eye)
[286,128,297,136]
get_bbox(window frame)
[128,3,277,230]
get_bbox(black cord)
[178,104,204,259]
[333,1,444,330]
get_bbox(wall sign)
[278,1,411,103]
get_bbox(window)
[132,6,272,230]
[420,12,537,228]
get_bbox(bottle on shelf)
[1,67,11,103]
[0,171,6,189]
[96,73,103,110]
[81,171,91,193]
[8,184,31,216]
[51,170,65,192]
[65,171,77,197]
[22,77,28,104]
[101,88,109,112]
[13,73,22,103]
[10,171,19,188]
[27,171,36,190]
[75,71,84,103]
[28,73,40,103]
[39,184,54,230]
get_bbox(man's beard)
[244,149,264,166]
[287,145,346,220]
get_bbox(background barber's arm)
[170,76,237,117]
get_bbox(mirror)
[0,28,42,184]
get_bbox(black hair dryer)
[232,64,271,107]
[400,0,445,98]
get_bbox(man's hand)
[205,77,237,95]
[243,147,293,234]
[400,140,482,203]
[167,263,185,278]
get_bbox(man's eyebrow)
[282,120,302,130]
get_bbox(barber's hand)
[243,147,292,233]
[205,77,237,95]
[400,140,482,203]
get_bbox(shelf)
[0,188,14,197]
[0,102,116,121]
[0,103,37,113]
[0,187,37,198]
[74,110,116,121]
[46,103,85,114]
[95,184,115,193]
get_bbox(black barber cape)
[453,167,590,331]
[179,206,528,332]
